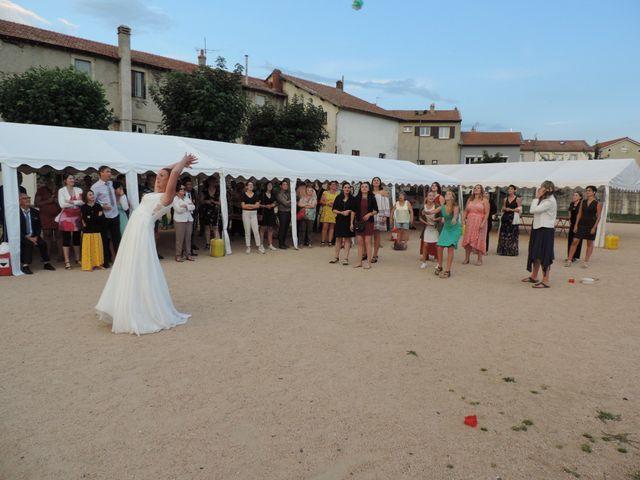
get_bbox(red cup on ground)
[568,278,575,284]
[464,415,478,428]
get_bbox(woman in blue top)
[435,190,462,278]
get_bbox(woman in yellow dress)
[319,181,339,246]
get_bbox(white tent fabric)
[426,159,640,247]
[0,122,458,275]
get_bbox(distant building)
[390,105,462,165]
[459,131,522,164]
[520,139,593,162]
[595,137,640,164]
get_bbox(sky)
[2,0,639,143]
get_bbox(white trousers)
[242,210,261,247]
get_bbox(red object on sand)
[464,415,478,427]
[568,278,575,284]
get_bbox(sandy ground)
[1,223,639,480]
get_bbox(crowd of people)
[1,168,605,287]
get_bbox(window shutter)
[414,126,420,136]
[449,126,455,139]
[432,127,439,139]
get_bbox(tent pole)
[2,164,23,275]
[291,178,298,249]
[458,184,464,206]
[391,184,397,204]
[124,170,139,210]
[596,185,610,248]
[219,171,232,255]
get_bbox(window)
[378,153,386,159]
[570,154,577,160]
[465,155,508,164]
[132,123,146,133]
[351,150,360,156]
[403,126,413,133]
[254,95,266,107]
[438,127,451,139]
[520,153,524,162]
[431,160,438,165]
[621,146,629,153]
[323,111,328,125]
[417,160,425,165]
[414,126,431,137]
[132,70,146,98]
[74,59,91,75]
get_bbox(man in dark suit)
[1,171,28,242]
[19,192,56,275]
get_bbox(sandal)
[329,257,340,264]
[521,277,538,283]
[439,270,451,279]
[564,260,572,267]
[353,264,362,268]
[64,262,71,270]
[320,241,326,247]
[342,259,349,266]
[186,256,195,261]
[371,256,378,263]
[175,256,185,262]
[363,264,371,270]
[532,282,550,288]
[434,265,442,276]
[462,259,470,265]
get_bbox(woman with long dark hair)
[353,181,378,269]
[259,181,278,251]
[319,181,339,247]
[57,173,84,269]
[566,190,583,262]
[329,182,356,265]
[199,176,220,248]
[241,181,264,254]
[371,176,389,263]
[497,185,522,256]
[566,185,602,268]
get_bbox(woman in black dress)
[566,185,602,268]
[329,182,356,265]
[259,181,278,250]
[353,181,378,269]
[497,185,522,256]
[567,191,583,262]
[199,176,220,248]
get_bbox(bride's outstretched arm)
[161,154,198,206]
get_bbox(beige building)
[0,19,285,134]
[520,139,593,162]
[595,137,640,164]
[390,106,462,165]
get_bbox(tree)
[592,140,601,160]
[0,66,113,129]
[479,150,506,163]
[245,96,329,151]
[151,57,248,142]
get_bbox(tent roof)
[426,159,640,191]
[0,122,457,186]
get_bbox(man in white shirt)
[91,166,120,268]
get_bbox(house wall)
[599,140,640,163]
[397,122,461,165]
[520,150,591,162]
[460,145,521,164]
[336,110,398,159]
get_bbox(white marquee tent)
[0,122,458,276]
[427,159,640,247]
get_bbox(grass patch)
[468,401,480,406]
[580,443,592,453]
[511,425,528,432]
[582,433,595,443]
[502,376,516,383]
[562,466,581,478]
[480,427,488,432]
[446,464,454,469]
[530,390,539,394]
[554,444,564,449]
[480,368,487,372]
[596,410,621,422]
[627,471,640,480]
[406,350,418,357]
[618,447,628,453]
[522,419,534,426]
[601,432,637,446]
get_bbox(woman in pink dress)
[462,184,490,265]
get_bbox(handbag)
[512,211,521,225]
[296,208,305,221]
[355,221,366,233]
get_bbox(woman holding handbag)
[58,173,84,269]
[297,185,317,248]
[371,177,389,263]
[329,182,357,265]
[497,185,522,256]
[353,182,378,269]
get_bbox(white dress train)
[96,192,190,335]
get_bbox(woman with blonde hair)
[391,191,413,249]
[319,181,339,246]
[462,184,489,265]
[522,180,557,288]
[435,190,462,278]
[419,191,441,268]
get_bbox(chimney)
[117,25,132,132]
[244,54,249,86]
[429,103,435,113]
[271,69,283,92]
[336,79,344,91]
[198,49,206,67]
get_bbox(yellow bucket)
[604,235,619,250]
[210,238,225,257]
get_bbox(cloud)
[75,0,171,32]
[258,61,455,103]
[57,17,79,29]
[0,0,50,26]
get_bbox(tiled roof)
[460,131,522,146]
[280,73,397,119]
[521,139,593,152]
[387,109,461,122]
[0,19,282,95]
[595,137,640,149]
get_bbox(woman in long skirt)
[497,185,522,256]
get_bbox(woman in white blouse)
[522,180,557,288]
[172,184,196,262]
[57,173,84,269]
[113,181,130,236]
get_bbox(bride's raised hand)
[181,153,198,169]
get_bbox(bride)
[96,154,198,335]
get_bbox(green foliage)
[245,96,328,151]
[151,58,248,142]
[480,150,506,163]
[0,66,113,129]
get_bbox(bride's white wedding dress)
[96,192,190,335]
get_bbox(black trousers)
[101,216,121,263]
[21,236,50,265]
[278,211,291,247]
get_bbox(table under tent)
[0,122,458,276]
[425,159,640,247]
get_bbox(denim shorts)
[396,222,410,230]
